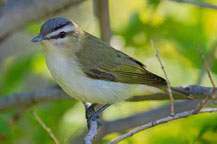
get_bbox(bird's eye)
[58,31,66,38]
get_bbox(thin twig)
[195,47,216,112]
[200,53,216,91]
[108,108,217,144]
[31,111,60,144]
[170,0,217,10]
[196,44,217,85]
[151,39,174,116]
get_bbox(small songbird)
[32,17,187,124]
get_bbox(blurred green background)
[0,0,217,143]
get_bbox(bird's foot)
[87,112,102,129]
[85,103,97,119]
[85,104,110,129]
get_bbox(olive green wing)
[76,32,166,86]
[82,60,166,86]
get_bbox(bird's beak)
[31,35,45,42]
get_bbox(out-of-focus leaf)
[147,0,161,9]
[0,117,12,141]
[1,55,34,95]
[194,116,217,143]
[149,136,189,144]
[115,8,217,74]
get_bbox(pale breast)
[45,53,162,104]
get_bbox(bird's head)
[32,17,83,54]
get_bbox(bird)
[32,17,188,126]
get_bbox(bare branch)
[0,85,216,112]
[0,87,72,112]
[0,0,85,41]
[108,108,217,144]
[170,0,217,10]
[31,111,60,144]
[83,120,98,144]
[151,39,174,115]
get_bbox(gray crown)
[40,17,72,37]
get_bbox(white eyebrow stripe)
[46,24,75,38]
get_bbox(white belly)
[45,53,162,104]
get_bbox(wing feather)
[76,32,166,86]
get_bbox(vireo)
[32,17,187,124]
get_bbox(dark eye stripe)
[46,31,73,40]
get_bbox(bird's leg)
[85,103,97,119]
[84,103,100,128]
[86,104,110,129]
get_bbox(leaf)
[0,117,12,140]
[147,0,161,9]
[1,55,34,95]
